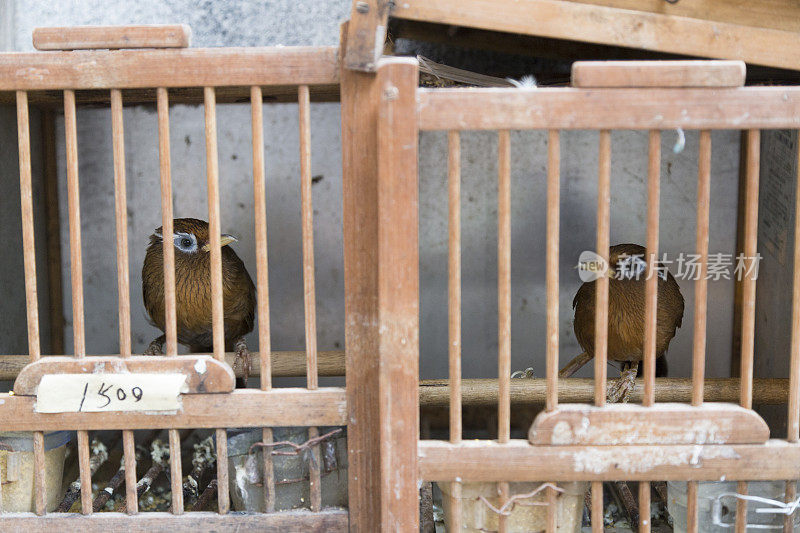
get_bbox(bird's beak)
[201,234,238,252]
[606,267,616,279]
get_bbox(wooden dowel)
[204,86,224,360]
[546,130,560,411]
[298,85,318,390]
[251,86,272,390]
[790,130,800,441]
[16,91,40,361]
[110,89,131,358]
[687,480,698,533]
[497,480,509,533]
[64,89,85,358]
[215,428,229,514]
[639,481,651,532]
[169,429,183,514]
[595,130,611,407]
[122,430,138,514]
[157,87,177,357]
[740,130,760,409]
[735,480,748,533]
[33,430,46,515]
[591,481,603,532]
[643,130,660,407]
[546,484,557,532]
[77,430,92,514]
[308,426,322,511]
[497,130,511,443]
[784,481,796,533]
[448,130,462,442]
[693,130,712,406]
[262,427,275,512]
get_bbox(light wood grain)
[110,90,131,358]
[391,0,800,70]
[735,480,748,533]
[0,388,346,431]
[497,129,511,441]
[32,430,45,515]
[261,427,275,512]
[33,25,190,51]
[687,480,698,533]
[122,430,137,514]
[784,481,796,533]
[77,429,91,514]
[204,87,225,360]
[13,355,235,395]
[639,480,650,533]
[168,429,183,514]
[417,87,800,131]
[693,130,712,406]
[591,481,603,532]
[0,510,348,531]
[529,403,769,445]
[343,0,391,71]
[448,130,462,443]
[418,439,800,482]
[595,130,611,406]
[64,90,85,358]
[16,91,40,362]
[375,57,420,532]
[0,47,339,90]
[546,130,560,412]
[157,88,177,357]
[571,60,745,88]
[740,130,760,409]
[643,130,660,406]
[215,428,228,514]
[308,426,321,511]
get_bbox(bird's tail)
[559,351,593,378]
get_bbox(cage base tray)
[529,402,769,445]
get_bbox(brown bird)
[142,218,256,384]
[561,243,684,402]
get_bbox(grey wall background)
[1,0,747,387]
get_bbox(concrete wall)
[4,1,745,384]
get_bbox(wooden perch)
[33,25,191,51]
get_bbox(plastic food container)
[0,431,72,512]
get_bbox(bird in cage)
[142,218,256,386]
[562,243,684,403]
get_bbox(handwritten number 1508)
[78,382,143,411]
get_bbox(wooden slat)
[740,130,760,409]
[591,481,603,532]
[0,510,348,531]
[13,355,235,395]
[497,480,509,533]
[790,129,800,441]
[418,439,800,482]
[571,60,746,88]
[308,426,321,511]
[545,130,560,412]
[0,350,346,381]
[784,481,796,533]
[77,429,92,514]
[261,427,275,512]
[0,46,339,90]
[448,130,462,442]
[157,88,177,356]
[32,431,45,515]
[735,480,748,533]
[0,388,347,431]
[215,428,229,514]
[343,0,391,71]
[122,431,137,514]
[390,0,800,70]
[251,86,272,390]
[110,89,131,358]
[595,130,611,407]
[203,87,224,359]
[64,89,85,358]
[417,377,796,406]
[33,25,191,51]
[529,403,769,445]
[497,129,511,441]
[639,481,650,532]
[374,57,420,531]
[687,480,698,533]
[693,130,712,406]
[417,87,800,131]
[16,91,40,361]
[168,429,183,514]
[643,130,660,406]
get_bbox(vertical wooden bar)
[204,86,225,360]
[785,481,796,533]
[157,88,177,357]
[497,129,511,443]
[693,130,712,407]
[307,426,321,511]
[545,130,560,412]
[375,57,420,531]
[205,86,228,515]
[447,130,463,531]
[591,481,603,532]
[42,111,64,355]
[64,89,85,358]
[65,89,92,515]
[735,129,760,533]
[639,481,651,532]
[786,131,800,533]
[687,480,699,533]
[169,429,183,514]
[17,91,46,516]
[251,85,276,513]
[643,130,660,407]
[111,88,138,515]
[595,130,611,407]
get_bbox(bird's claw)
[607,367,638,403]
[144,337,164,355]
[233,338,252,384]
[511,367,535,379]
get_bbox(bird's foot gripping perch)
[607,365,638,403]
[232,337,252,385]
[144,335,166,355]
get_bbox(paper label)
[35,373,187,413]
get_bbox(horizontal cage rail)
[417,87,800,130]
[0,388,346,430]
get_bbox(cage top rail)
[0,46,338,91]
